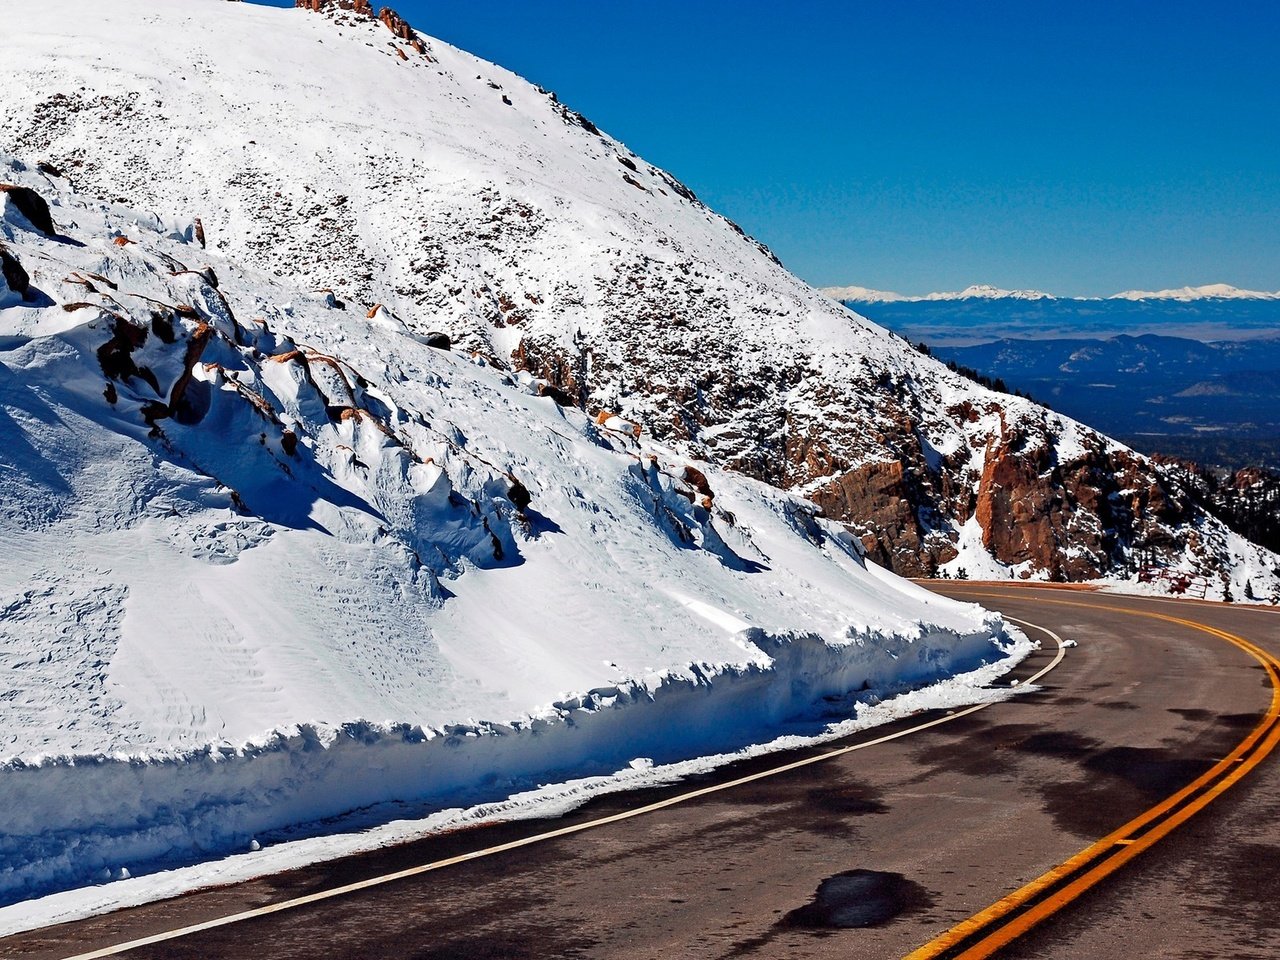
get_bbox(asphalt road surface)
[3,585,1279,960]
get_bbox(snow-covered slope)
[4,0,1270,594]
[0,153,1022,907]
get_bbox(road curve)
[3,586,1279,960]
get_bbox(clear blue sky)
[253,1,1280,297]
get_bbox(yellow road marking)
[904,592,1280,960]
[51,616,1067,960]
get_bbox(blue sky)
[254,1,1280,297]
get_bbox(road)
[3,585,1279,960]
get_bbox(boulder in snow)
[0,183,56,236]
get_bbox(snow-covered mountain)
[819,284,911,303]
[822,283,1054,302]
[920,284,1055,301]
[1109,283,1280,302]
[824,281,1280,303]
[3,0,1268,589]
[0,0,1278,910]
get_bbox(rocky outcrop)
[295,1,431,61]
[0,242,30,301]
[295,0,371,13]
[0,183,56,235]
[817,461,921,572]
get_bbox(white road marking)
[57,620,1067,960]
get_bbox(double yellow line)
[905,597,1280,960]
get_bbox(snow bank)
[0,621,1014,904]
[0,648,1030,937]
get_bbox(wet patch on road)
[909,721,1039,781]
[779,869,935,929]
[1036,745,1222,839]
[1014,730,1099,760]
[1086,746,1217,796]
[1168,707,1214,722]
[1194,838,1280,951]
[805,783,889,816]
[685,773,889,841]
[1168,707,1260,730]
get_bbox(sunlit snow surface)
[0,158,1024,912]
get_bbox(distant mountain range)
[822,282,1280,304]
[826,284,1280,345]
[934,334,1280,453]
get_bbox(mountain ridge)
[823,282,1280,303]
[2,0,1275,590]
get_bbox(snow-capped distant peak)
[1109,283,1280,302]
[923,283,1054,301]
[823,282,1054,303]
[819,284,908,303]
[825,280,1280,303]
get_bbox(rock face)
[0,243,30,302]
[812,460,948,578]
[2,0,1276,595]
[0,183,57,236]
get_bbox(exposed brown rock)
[973,437,1062,573]
[0,184,57,236]
[295,0,374,15]
[165,323,215,422]
[378,7,416,42]
[507,478,531,513]
[682,465,713,502]
[514,338,582,406]
[0,243,30,300]
[537,382,575,407]
[96,315,161,398]
[811,460,945,578]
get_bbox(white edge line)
[57,619,1067,960]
